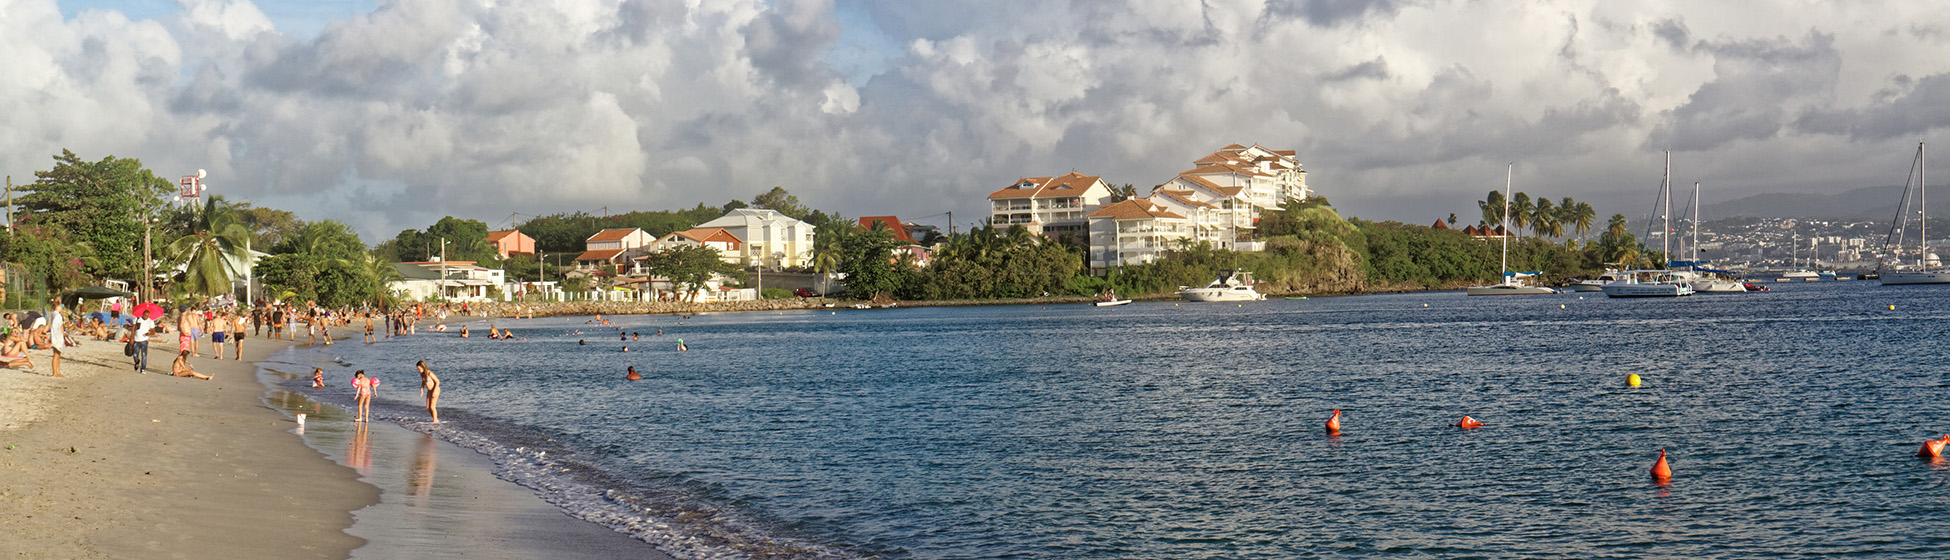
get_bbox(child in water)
[351,370,379,422]
[676,339,688,352]
[311,367,324,389]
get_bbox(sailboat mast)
[1692,182,1701,264]
[1922,142,1929,268]
[1502,163,1512,278]
[1663,151,1672,265]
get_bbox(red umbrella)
[131,302,165,321]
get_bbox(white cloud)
[3,0,1949,244]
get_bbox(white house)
[647,227,744,264]
[1087,198,1193,270]
[1148,144,1312,251]
[388,260,508,301]
[987,172,1114,244]
[696,209,816,268]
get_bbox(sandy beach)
[2,325,674,559]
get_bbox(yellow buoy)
[1627,374,1642,387]
[1423,303,1429,307]
[1889,305,1896,310]
[1559,304,1566,309]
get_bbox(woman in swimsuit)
[416,360,441,423]
[351,370,378,422]
[170,349,211,380]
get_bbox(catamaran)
[1468,164,1557,296]
[1879,142,1950,285]
[1672,182,1746,293]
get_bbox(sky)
[7,0,1949,243]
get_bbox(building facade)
[696,209,817,268]
[486,230,536,259]
[987,172,1114,244]
[1148,144,1310,250]
[1087,198,1193,270]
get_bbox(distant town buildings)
[987,172,1115,245]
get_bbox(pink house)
[486,229,536,258]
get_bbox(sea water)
[277,282,1950,558]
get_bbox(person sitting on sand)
[312,367,325,389]
[1,331,35,369]
[170,349,212,380]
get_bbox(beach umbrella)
[59,286,136,308]
[131,302,166,320]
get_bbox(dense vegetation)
[1,149,1660,308]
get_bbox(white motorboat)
[1467,164,1557,296]
[1601,271,1696,297]
[1569,270,1629,292]
[1880,142,1950,285]
[1093,299,1132,307]
[1690,270,1749,293]
[1178,270,1266,302]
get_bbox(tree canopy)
[16,150,174,281]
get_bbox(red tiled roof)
[857,216,917,243]
[987,172,1102,200]
[1432,220,1450,230]
[1174,174,1245,196]
[575,249,624,261]
[486,230,524,242]
[1088,198,1188,220]
[586,228,640,242]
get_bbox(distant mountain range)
[1701,186,1945,220]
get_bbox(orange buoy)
[1650,449,1673,480]
[1456,416,1484,429]
[1920,435,1950,458]
[1325,409,1342,435]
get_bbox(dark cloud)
[1649,32,1841,151]
[1265,0,1411,27]
[1795,73,1950,140]
[744,0,845,86]
[1324,56,1390,82]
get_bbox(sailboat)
[1602,151,1694,298]
[1468,164,1557,295]
[1673,182,1747,293]
[1880,142,1950,285]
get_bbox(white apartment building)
[696,208,817,268]
[1087,198,1193,270]
[987,172,1115,244]
[1149,144,1310,249]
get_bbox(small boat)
[852,303,871,309]
[1093,299,1131,307]
[1879,142,1950,285]
[1467,165,1557,296]
[1178,270,1266,302]
[1741,283,1771,292]
[1569,270,1628,292]
[1284,296,1309,300]
[1601,270,1696,297]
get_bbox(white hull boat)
[1178,270,1265,302]
[1879,143,1950,286]
[1601,279,1695,297]
[1466,284,1559,296]
[1093,299,1132,307]
[1467,165,1556,296]
[1691,278,1748,293]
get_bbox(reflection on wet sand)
[348,423,372,476]
[408,433,438,507]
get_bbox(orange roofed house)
[575,228,656,273]
[486,229,536,259]
[987,172,1114,245]
[648,228,744,264]
[858,216,932,266]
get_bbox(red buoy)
[1456,416,1484,429]
[1650,449,1672,480]
[1325,409,1342,435]
[1920,435,1950,458]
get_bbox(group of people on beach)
[321,360,441,424]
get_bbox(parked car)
[794,288,817,298]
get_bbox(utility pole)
[5,175,12,238]
[439,238,448,301]
[947,210,953,236]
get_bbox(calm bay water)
[283,281,1950,558]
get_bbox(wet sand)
[2,325,675,560]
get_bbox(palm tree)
[363,253,405,306]
[1510,192,1533,237]
[811,226,845,295]
[1532,198,1556,238]
[1536,209,1565,239]
[163,197,252,297]
[1478,190,1506,229]
[1571,202,1596,241]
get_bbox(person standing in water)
[351,370,378,422]
[625,366,642,380]
[416,360,441,423]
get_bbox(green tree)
[836,226,904,300]
[1569,201,1596,241]
[750,186,809,220]
[162,197,253,297]
[235,204,305,250]
[1509,192,1533,237]
[16,150,175,281]
[1478,190,1506,227]
[1108,183,1138,203]
[641,245,738,302]
[0,220,97,296]
[274,220,370,262]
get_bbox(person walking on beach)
[363,312,375,344]
[130,313,155,372]
[177,307,199,358]
[416,360,441,423]
[231,311,246,360]
[170,349,212,380]
[47,300,65,377]
[212,310,229,360]
[351,370,379,422]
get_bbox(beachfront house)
[695,209,816,269]
[1146,144,1312,252]
[1087,198,1194,270]
[647,228,743,264]
[987,172,1114,245]
[575,228,655,273]
[858,216,931,267]
[388,260,508,301]
[486,229,536,259]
